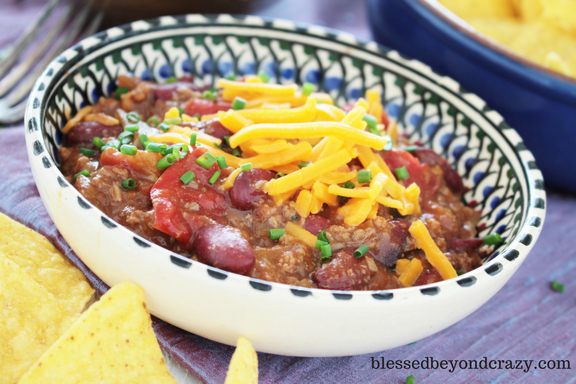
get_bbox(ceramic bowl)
[368,0,576,192]
[25,14,545,357]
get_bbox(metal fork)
[0,0,103,125]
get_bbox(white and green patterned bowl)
[24,15,545,357]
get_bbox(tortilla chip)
[18,282,177,384]
[438,0,516,19]
[0,213,94,317]
[511,0,543,22]
[0,258,67,384]
[466,17,525,47]
[542,0,576,34]
[225,337,259,384]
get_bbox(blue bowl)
[368,0,576,192]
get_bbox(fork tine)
[0,0,62,78]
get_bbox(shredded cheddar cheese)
[398,258,423,287]
[284,221,317,248]
[395,259,410,275]
[62,106,93,133]
[222,168,242,190]
[409,220,458,281]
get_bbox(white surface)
[164,352,202,384]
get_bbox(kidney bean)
[66,121,123,144]
[154,82,200,100]
[374,220,410,267]
[303,215,329,236]
[313,249,378,290]
[448,237,484,253]
[193,224,255,274]
[229,168,275,210]
[412,148,464,194]
[197,118,232,140]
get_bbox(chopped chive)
[315,239,329,250]
[93,137,105,149]
[231,148,241,157]
[225,74,236,81]
[302,82,314,96]
[357,169,372,184]
[166,76,178,84]
[146,142,167,153]
[404,145,418,152]
[363,114,377,130]
[121,178,136,189]
[298,161,312,169]
[124,124,139,132]
[291,215,299,220]
[457,270,463,276]
[269,228,285,240]
[118,131,134,144]
[196,153,217,169]
[74,170,90,181]
[208,170,221,185]
[190,133,197,146]
[194,113,200,119]
[320,243,332,257]
[317,230,330,243]
[178,107,184,116]
[395,166,409,181]
[115,86,129,100]
[156,154,176,170]
[120,144,137,156]
[257,71,270,83]
[354,245,369,258]
[79,148,95,156]
[139,134,149,147]
[482,233,503,245]
[223,136,231,147]
[164,117,182,125]
[217,156,227,169]
[232,97,247,110]
[382,135,393,150]
[147,117,160,127]
[406,374,415,384]
[159,123,170,132]
[275,172,285,179]
[342,181,355,189]
[241,163,253,172]
[180,171,196,185]
[127,111,140,123]
[551,280,565,293]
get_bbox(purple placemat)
[2,125,575,383]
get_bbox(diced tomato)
[381,148,441,201]
[150,147,226,249]
[183,98,232,117]
[100,147,162,181]
[381,111,390,128]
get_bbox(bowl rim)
[396,0,576,103]
[25,13,546,301]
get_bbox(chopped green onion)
[551,280,565,293]
[101,140,120,151]
[406,374,415,384]
[146,142,167,153]
[457,270,463,276]
[213,142,222,149]
[147,117,160,127]
[127,111,140,123]
[404,145,418,152]
[257,71,270,83]
[223,136,231,147]
[201,90,213,100]
[369,126,382,136]
[124,124,139,132]
[118,131,134,144]
[342,181,355,189]
[363,114,377,130]
[156,154,176,170]
[320,243,332,257]
[275,172,285,179]
[302,82,314,96]
[190,133,197,146]
[231,148,241,157]
[164,117,182,125]
[232,97,247,110]
[172,145,185,159]
[194,113,200,119]
[121,178,136,189]
[319,254,332,264]
[166,76,178,84]
[139,134,149,148]
[180,171,196,185]
[159,123,170,132]
[354,245,369,258]
[315,239,329,250]
[196,153,217,170]
[482,233,503,245]
[317,230,330,244]
[298,161,312,169]
[382,135,393,150]
[178,107,184,116]
[217,156,227,169]
[395,166,409,181]
[269,228,285,240]
[115,86,129,100]
[79,148,95,156]
[74,170,90,181]
[121,144,137,156]
[208,170,221,185]
[93,137,105,149]
[241,163,253,172]
[291,215,299,220]
[357,169,372,184]
[226,74,236,81]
